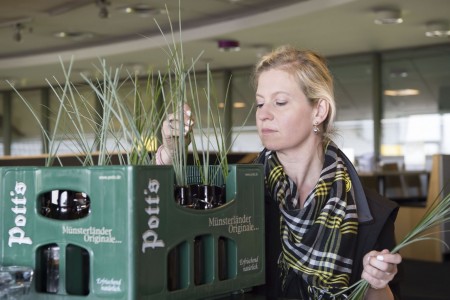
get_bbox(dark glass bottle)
[167,246,180,291]
[194,236,205,285]
[39,190,90,220]
[36,244,59,294]
[66,244,90,295]
[218,237,228,281]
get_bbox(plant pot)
[174,185,193,207]
[190,184,226,210]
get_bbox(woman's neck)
[276,146,324,207]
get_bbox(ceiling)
[0,0,450,123]
[1,0,450,91]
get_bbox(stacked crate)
[0,164,265,299]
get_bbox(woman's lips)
[261,128,276,134]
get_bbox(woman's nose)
[256,104,273,121]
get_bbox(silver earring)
[313,122,320,134]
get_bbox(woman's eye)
[276,101,287,106]
[255,102,264,108]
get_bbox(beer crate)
[0,164,265,299]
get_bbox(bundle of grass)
[333,188,450,299]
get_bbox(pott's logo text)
[8,181,32,247]
[141,178,164,252]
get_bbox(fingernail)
[377,255,384,261]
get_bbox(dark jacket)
[252,149,400,299]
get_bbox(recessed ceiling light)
[389,69,408,78]
[384,89,419,96]
[117,4,166,17]
[425,21,450,37]
[374,8,403,25]
[218,102,246,109]
[53,31,95,41]
[233,102,246,108]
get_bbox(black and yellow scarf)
[264,142,359,298]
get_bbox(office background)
[1,0,449,170]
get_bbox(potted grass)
[2,3,267,299]
[6,57,166,225]
[7,57,164,167]
[3,56,181,299]
[152,8,200,207]
[188,64,226,210]
[152,6,254,210]
[187,65,254,210]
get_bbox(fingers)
[162,104,194,139]
[362,250,401,290]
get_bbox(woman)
[157,45,402,300]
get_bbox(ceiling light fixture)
[13,23,24,42]
[96,0,110,19]
[389,69,409,78]
[373,8,403,25]
[218,102,246,109]
[0,18,33,42]
[233,102,246,108]
[117,4,166,17]
[53,31,95,41]
[12,22,33,42]
[218,39,240,52]
[425,21,450,37]
[384,89,420,96]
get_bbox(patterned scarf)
[264,142,359,299]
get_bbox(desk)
[359,170,430,203]
[392,155,450,262]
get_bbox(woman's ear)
[314,98,329,123]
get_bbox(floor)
[400,258,450,300]
[213,258,450,300]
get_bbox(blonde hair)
[252,45,336,140]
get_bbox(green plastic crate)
[0,164,265,299]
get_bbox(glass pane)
[11,90,43,156]
[0,94,3,156]
[229,69,261,153]
[381,45,450,170]
[328,54,374,167]
[231,69,256,127]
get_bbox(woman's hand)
[157,103,194,165]
[361,249,402,299]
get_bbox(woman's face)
[255,69,316,152]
